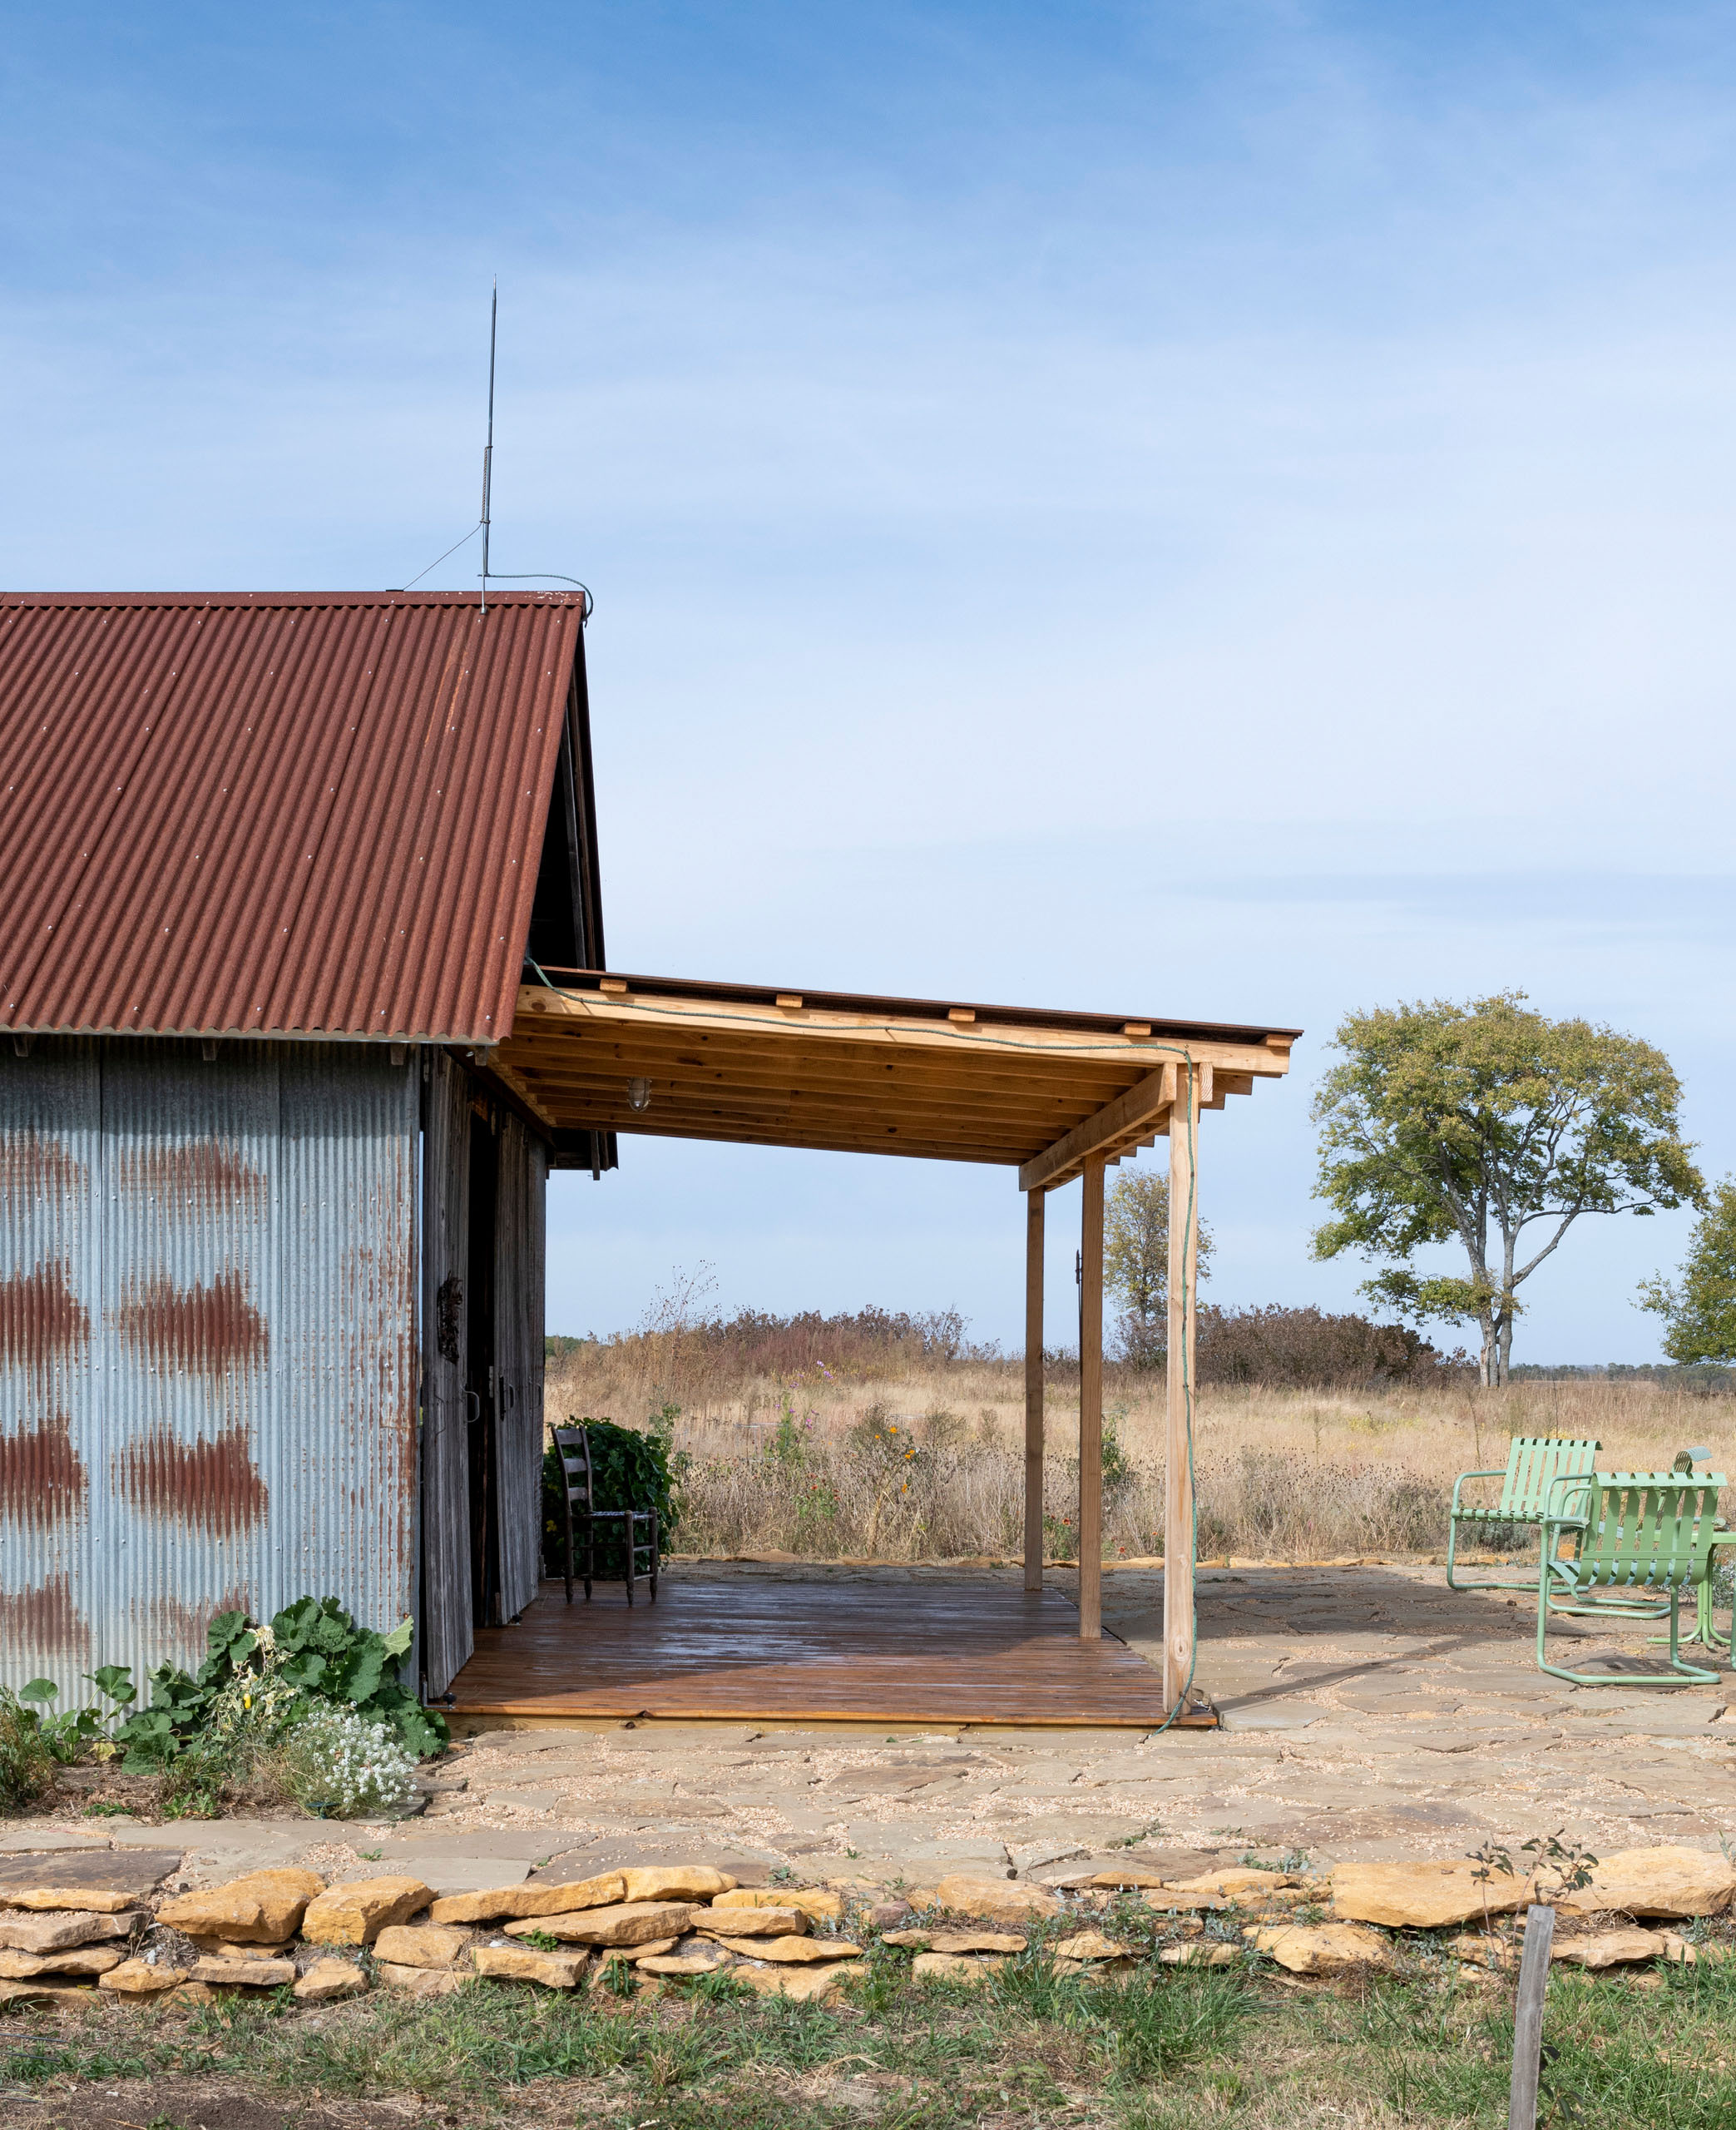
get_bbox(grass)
[544,1343,1736,1563]
[7,1945,1736,2128]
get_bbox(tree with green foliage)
[1311,992,1703,1385]
[1638,1177,1736,1362]
[1105,1167,1214,1367]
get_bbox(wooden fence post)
[1507,1903,1555,2130]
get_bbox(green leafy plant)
[542,1416,679,1578]
[0,1687,57,1810]
[115,1600,446,1772]
[15,1668,136,1762]
[0,1668,137,1810]
[519,1929,561,1953]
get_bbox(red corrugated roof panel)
[0,591,584,1044]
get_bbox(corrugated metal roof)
[0,591,584,1045]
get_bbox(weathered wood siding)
[494,1111,547,1621]
[418,1050,472,1697]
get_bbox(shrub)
[273,1704,418,1820]
[0,1687,56,1812]
[1194,1305,1467,1389]
[542,1415,680,1577]
[116,1599,446,1771]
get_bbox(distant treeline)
[1506,1362,1736,1394]
[547,1300,1469,1393]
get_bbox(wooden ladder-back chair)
[1536,1471,1729,1686]
[1446,1436,1601,1592]
[551,1422,660,1606]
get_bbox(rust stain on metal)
[115,1268,268,1374]
[150,1584,251,1657]
[119,1139,265,1206]
[0,1133,85,1206]
[0,1572,91,1656]
[118,1424,269,1535]
[0,1411,87,1525]
[0,1258,91,1367]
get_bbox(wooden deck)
[443,1578,1200,1727]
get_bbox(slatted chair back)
[1569,1473,1727,1594]
[552,1422,595,1518]
[1500,1438,1604,1519]
[1447,1435,1602,1593]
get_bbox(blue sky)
[7,3,1736,1362]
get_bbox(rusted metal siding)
[419,1050,472,1697]
[0,592,583,1047]
[0,1043,101,1666]
[0,1038,419,1698]
[494,1111,547,1622]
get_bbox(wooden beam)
[505,1061,1096,1133]
[1164,1065,1201,1711]
[1079,1157,1105,1642]
[1024,1190,1045,1593]
[509,1019,1151,1097]
[505,1031,1142,1105]
[514,986,1292,1079]
[592,1119,1022,1164]
[1018,1064,1175,1193]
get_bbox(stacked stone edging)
[0,1844,1731,2011]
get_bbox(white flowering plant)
[274,1703,419,1820]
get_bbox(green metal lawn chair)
[1536,1471,1730,1686]
[1447,1436,1601,1592]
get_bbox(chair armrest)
[1543,1469,1597,1514]
[1451,1469,1511,1514]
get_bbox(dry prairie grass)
[545,1339,1734,1564]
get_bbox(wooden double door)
[419,1052,547,1698]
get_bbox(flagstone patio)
[5,1561,1730,1895]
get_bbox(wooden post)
[1507,1904,1555,2130]
[1163,1063,1200,1709]
[1023,1188,1045,1593]
[1078,1157,1105,1640]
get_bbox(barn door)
[494,1112,548,1622]
[419,1052,472,1697]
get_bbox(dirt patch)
[6,2078,462,2128]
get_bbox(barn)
[0,589,608,1703]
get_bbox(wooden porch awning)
[487,966,1298,1721]
[491,970,1296,1178]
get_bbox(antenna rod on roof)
[480,280,497,616]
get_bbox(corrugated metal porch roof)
[0,591,584,1045]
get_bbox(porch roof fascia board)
[520,967,1302,1053]
[509,982,1293,1076]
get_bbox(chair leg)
[649,1508,660,1602]
[1664,1589,1722,1683]
[562,1482,575,1607]
[582,1513,593,1602]
[626,1515,636,1607]
[1447,1513,1548,1593]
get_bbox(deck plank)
[444,1578,1185,1726]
